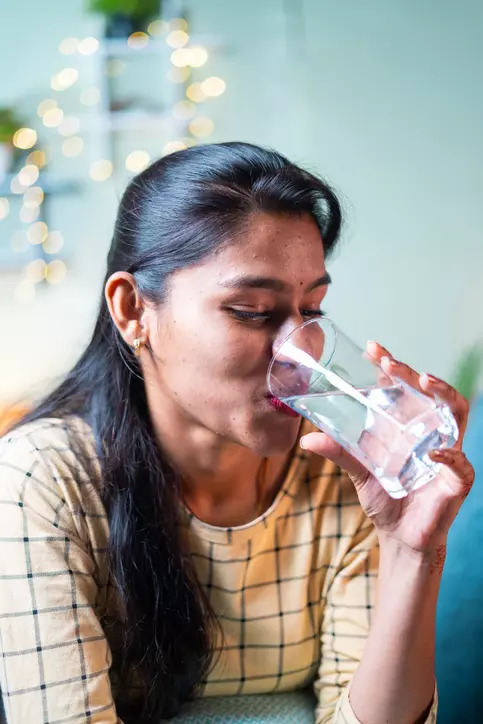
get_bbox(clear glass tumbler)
[267,318,459,498]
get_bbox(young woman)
[0,142,473,724]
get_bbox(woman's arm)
[308,343,473,724]
[0,428,121,724]
[349,535,440,724]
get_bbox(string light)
[125,150,151,172]
[147,19,168,36]
[62,136,84,157]
[43,231,64,254]
[201,76,226,97]
[45,259,67,284]
[37,99,57,117]
[27,221,48,245]
[189,46,209,67]
[26,259,47,283]
[78,37,99,55]
[14,279,36,303]
[50,68,79,91]
[10,177,27,194]
[127,32,149,49]
[20,206,41,224]
[26,150,47,168]
[186,83,207,102]
[59,37,79,54]
[89,160,113,181]
[0,198,10,221]
[162,140,187,155]
[166,30,189,48]
[18,165,39,187]
[170,48,190,67]
[170,18,188,32]
[189,117,214,138]
[42,107,64,128]
[58,116,80,136]
[13,128,37,150]
[23,186,44,208]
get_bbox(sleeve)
[313,474,438,724]
[0,432,122,723]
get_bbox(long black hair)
[15,142,342,720]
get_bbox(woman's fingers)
[429,448,475,498]
[300,432,369,481]
[420,373,470,439]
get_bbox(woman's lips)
[266,395,300,418]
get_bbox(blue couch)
[436,395,483,723]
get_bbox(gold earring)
[133,338,143,357]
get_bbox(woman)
[0,142,473,724]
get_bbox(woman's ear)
[105,272,145,347]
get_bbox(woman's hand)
[300,341,475,554]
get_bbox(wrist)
[378,531,448,577]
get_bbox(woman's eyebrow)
[219,273,332,293]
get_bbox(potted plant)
[0,107,22,178]
[87,0,162,37]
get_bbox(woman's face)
[144,212,331,456]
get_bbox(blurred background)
[1,0,482,408]
[0,1,482,720]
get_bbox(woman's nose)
[272,314,305,354]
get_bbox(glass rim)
[266,315,336,397]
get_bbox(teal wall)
[1,0,482,400]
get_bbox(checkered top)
[0,417,437,724]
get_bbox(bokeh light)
[59,37,79,55]
[127,32,149,50]
[166,30,189,48]
[26,259,47,284]
[50,68,79,91]
[37,98,57,117]
[186,83,207,102]
[188,116,214,137]
[125,150,151,172]
[27,221,48,245]
[58,116,80,136]
[43,231,64,254]
[18,165,40,187]
[78,37,99,55]
[23,186,44,208]
[170,18,188,32]
[188,46,209,67]
[89,160,113,181]
[162,140,187,155]
[13,128,37,150]
[62,136,84,157]
[201,76,226,97]
[26,150,47,168]
[46,259,67,284]
[147,19,168,36]
[0,198,10,221]
[42,107,64,128]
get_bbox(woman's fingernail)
[381,356,392,366]
[300,437,307,449]
[422,373,438,385]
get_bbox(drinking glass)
[267,318,458,498]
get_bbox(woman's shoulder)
[0,415,101,504]
[0,415,97,469]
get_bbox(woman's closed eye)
[228,308,326,324]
